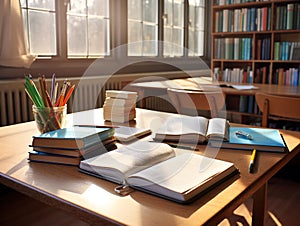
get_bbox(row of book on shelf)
[213,67,253,83]
[215,3,300,32]
[213,66,300,86]
[274,41,300,61]
[275,3,300,30]
[255,39,300,61]
[215,0,269,6]
[214,38,300,61]
[214,38,252,60]
[215,7,271,33]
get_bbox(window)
[188,0,205,56]
[20,0,57,55]
[20,0,207,65]
[67,0,110,57]
[128,0,158,56]
[21,0,110,58]
[163,0,184,57]
[127,0,206,57]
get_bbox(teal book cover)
[229,127,285,147]
[34,127,114,140]
[32,127,115,149]
[210,127,286,152]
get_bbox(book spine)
[287,4,294,30]
[274,42,280,60]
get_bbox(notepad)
[209,127,286,152]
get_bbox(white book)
[114,126,152,142]
[103,97,136,107]
[105,90,137,100]
[79,141,238,203]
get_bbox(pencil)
[50,73,56,100]
[249,149,256,173]
[62,84,75,106]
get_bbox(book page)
[154,115,209,143]
[206,118,229,141]
[79,141,175,183]
[114,126,151,142]
[127,153,235,201]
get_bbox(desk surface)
[1,108,300,225]
[128,77,300,97]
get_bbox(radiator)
[0,76,174,127]
[0,81,32,126]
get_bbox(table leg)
[252,183,267,226]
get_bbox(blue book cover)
[210,127,286,152]
[32,126,115,149]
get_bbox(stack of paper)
[103,90,138,123]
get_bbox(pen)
[74,125,119,128]
[235,130,253,140]
[149,140,199,151]
[249,149,256,173]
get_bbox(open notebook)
[153,115,229,144]
[79,141,238,203]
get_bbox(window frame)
[0,0,211,79]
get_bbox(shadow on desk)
[219,173,300,226]
[1,171,300,226]
[128,173,240,218]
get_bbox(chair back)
[255,92,300,127]
[167,88,225,118]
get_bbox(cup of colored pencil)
[32,104,67,133]
[24,74,75,133]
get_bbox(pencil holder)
[32,105,67,134]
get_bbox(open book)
[153,115,229,144]
[79,141,238,203]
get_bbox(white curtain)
[0,0,35,68]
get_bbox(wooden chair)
[255,92,300,127]
[167,88,226,118]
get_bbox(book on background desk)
[32,126,115,149]
[209,127,286,152]
[153,115,229,144]
[114,126,152,142]
[79,141,238,203]
[219,84,259,90]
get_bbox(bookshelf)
[211,0,300,127]
[212,0,300,85]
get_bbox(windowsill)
[0,57,211,80]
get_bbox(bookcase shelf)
[211,0,300,127]
[212,0,300,86]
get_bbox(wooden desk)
[1,108,300,225]
[127,77,300,103]
[126,77,300,123]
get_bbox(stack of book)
[103,90,138,123]
[28,126,116,166]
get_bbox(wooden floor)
[1,170,300,226]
